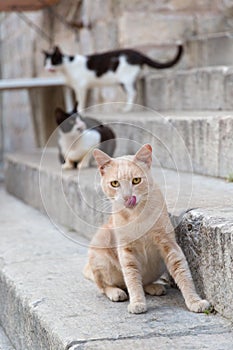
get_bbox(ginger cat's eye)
[132,177,141,185]
[110,180,120,188]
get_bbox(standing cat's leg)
[118,248,147,314]
[159,238,210,312]
[75,86,88,113]
[122,81,137,112]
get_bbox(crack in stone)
[65,326,232,349]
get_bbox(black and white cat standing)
[44,45,183,112]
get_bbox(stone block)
[82,0,113,25]
[98,110,233,178]
[79,28,94,55]
[184,35,233,68]
[119,12,194,46]
[145,66,233,111]
[92,21,118,52]
[218,116,233,178]
[117,0,222,12]
[176,208,233,319]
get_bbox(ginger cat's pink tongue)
[125,196,137,208]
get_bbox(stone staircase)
[1,33,233,349]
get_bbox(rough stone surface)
[0,186,232,350]
[4,149,233,234]
[118,12,194,46]
[176,208,233,320]
[184,35,233,68]
[1,0,233,156]
[96,110,233,178]
[0,326,15,350]
[144,66,233,111]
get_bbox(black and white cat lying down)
[44,45,183,112]
[55,103,116,170]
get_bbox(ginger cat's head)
[93,144,153,209]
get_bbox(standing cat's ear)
[134,144,152,168]
[55,107,67,125]
[93,149,112,175]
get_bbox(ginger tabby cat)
[84,144,210,314]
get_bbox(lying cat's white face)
[59,115,86,137]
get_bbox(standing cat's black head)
[43,46,75,70]
[43,46,64,72]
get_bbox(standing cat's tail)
[142,45,183,69]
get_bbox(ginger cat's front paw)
[128,302,147,314]
[187,299,211,313]
[105,287,128,302]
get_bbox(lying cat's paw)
[128,302,147,314]
[62,163,73,170]
[187,299,211,313]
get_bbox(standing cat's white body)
[46,55,139,112]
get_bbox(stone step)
[138,34,233,70]
[0,325,15,350]
[144,65,233,111]
[184,34,233,68]
[4,150,233,323]
[93,110,233,178]
[0,185,233,350]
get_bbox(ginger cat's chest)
[129,235,166,285]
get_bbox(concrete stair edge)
[143,65,233,111]
[0,186,232,350]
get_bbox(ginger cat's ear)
[93,149,112,175]
[134,144,152,168]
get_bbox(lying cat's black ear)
[72,101,78,114]
[54,46,62,55]
[55,107,67,125]
[93,149,112,176]
[134,144,152,168]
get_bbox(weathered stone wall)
[1,0,233,154]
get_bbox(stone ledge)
[0,186,232,350]
[97,110,233,178]
[144,65,233,111]
[176,208,233,320]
